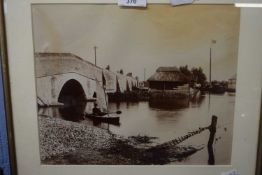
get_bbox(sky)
[32,4,240,81]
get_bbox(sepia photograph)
[32,4,240,165]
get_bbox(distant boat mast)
[144,68,146,81]
[210,40,216,83]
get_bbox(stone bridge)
[35,53,138,113]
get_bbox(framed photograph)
[4,0,262,175]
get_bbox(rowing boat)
[85,114,120,125]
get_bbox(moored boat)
[85,114,120,125]
[210,84,226,94]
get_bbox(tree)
[197,67,207,85]
[119,69,124,74]
[106,65,110,70]
[179,65,192,82]
[191,67,207,86]
[126,72,133,77]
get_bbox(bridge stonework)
[35,53,138,113]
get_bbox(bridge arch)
[58,79,86,106]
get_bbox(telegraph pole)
[209,47,212,83]
[94,46,97,66]
[144,68,146,81]
[208,40,216,112]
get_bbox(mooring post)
[208,115,217,144]
[207,115,217,165]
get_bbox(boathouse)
[148,67,190,99]
[148,67,189,90]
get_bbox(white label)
[170,0,194,6]
[221,170,239,175]
[118,0,147,7]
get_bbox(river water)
[38,92,235,165]
[107,93,235,165]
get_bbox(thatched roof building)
[148,67,188,82]
[148,67,188,90]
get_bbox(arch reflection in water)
[38,105,113,130]
[59,104,86,122]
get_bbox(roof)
[148,67,187,82]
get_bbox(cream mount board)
[4,0,262,175]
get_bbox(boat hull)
[85,114,120,125]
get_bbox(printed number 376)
[126,0,137,4]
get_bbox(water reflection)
[149,98,190,110]
[190,94,205,107]
[38,103,120,129]
[108,93,235,165]
[59,104,86,122]
[38,93,235,165]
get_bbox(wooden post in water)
[208,115,217,165]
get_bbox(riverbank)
[39,115,204,165]
[39,115,115,161]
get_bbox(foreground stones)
[39,116,202,164]
[39,115,114,160]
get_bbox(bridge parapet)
[35,53,102,82]
[35,53,138,90]
[35,52,138,110]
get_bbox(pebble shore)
[39,115,202,164]
[39,116,114,160]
